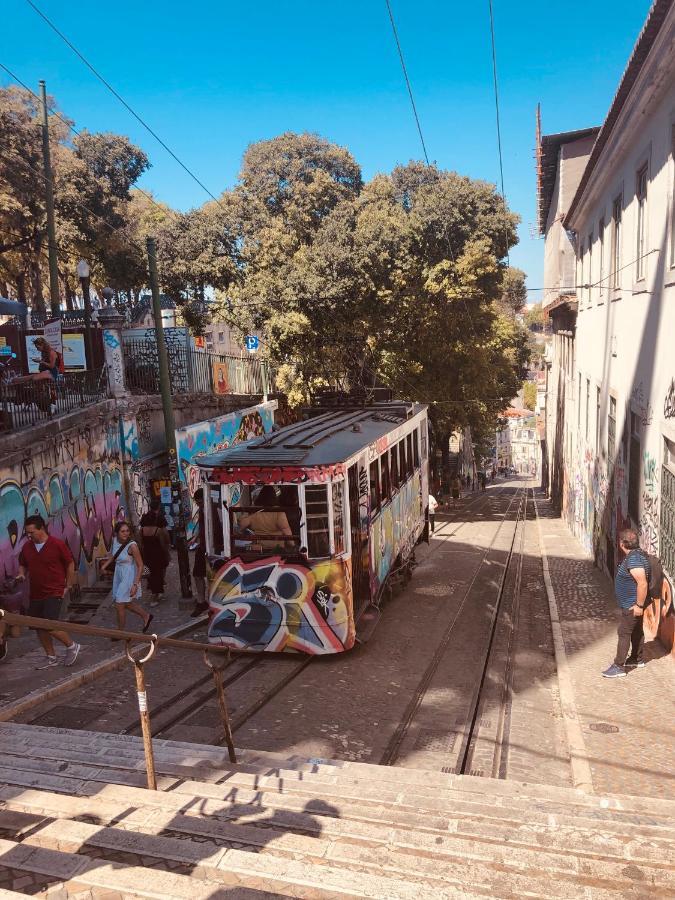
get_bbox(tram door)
[348,462,370,616]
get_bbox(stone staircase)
[0,723,672,898]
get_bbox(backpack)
[647,554,664,601]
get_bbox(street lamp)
[77,259,94,370]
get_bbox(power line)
[384,0,429,165]
[25,0,223,207]
[487,0,510,267]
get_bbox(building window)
[598,218,605,298]
[585,378,590,442]
[612,195,622,289]
[218,331,225,342]
[595,387,601,456]
[608,396,616,468]
[587,232,593,304]
[636,165,648,281]
[628,412,640,522]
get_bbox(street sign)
[245,335,259,353]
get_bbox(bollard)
[203,649,237,763]
[126,637,158,790]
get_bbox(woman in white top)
[102,522,153,633]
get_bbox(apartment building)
[540,0,675,580]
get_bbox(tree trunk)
[17,272,27,304]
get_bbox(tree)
[523,380,537,411]
[524,302,545,331]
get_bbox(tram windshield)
[205,480,344,561]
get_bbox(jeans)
[613,607,644,666]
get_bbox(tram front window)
[229,485,302,556]
[305,484,330,558]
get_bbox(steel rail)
[379,486,524,766]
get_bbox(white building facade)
[541,0,675,581]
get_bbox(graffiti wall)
[207,554,355,654]
[371,471,424,595]
[1,420,125,584]
[175,401,277,538]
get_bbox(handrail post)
[126,637,158,790]
[203,649,237,763]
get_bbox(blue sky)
[2,1,654,302]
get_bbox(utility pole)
[39,80,60,317]
[147,237,192,600]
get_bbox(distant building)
[128,294,177,330]
[497,409,541,476]
[538,0,675,582]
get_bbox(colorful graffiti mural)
[207,555,354,654]
[175,402,276,538]
[371,472,424,593]
[0,464,124,581]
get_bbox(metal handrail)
[0,608,238,783]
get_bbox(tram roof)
[196,402,426,470]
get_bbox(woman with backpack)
[101,522,153,633]
[139,499,171,607]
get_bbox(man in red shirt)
[16,515,81,669]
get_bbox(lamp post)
[77,259,93,369]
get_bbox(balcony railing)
[0,368,109,434]
[122,339,271,397]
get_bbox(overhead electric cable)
[384,0,430,165]
[25,0,223,207]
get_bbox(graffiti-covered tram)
[195,402,429,654]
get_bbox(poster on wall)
[62,333,86,370]
[212,361,229,395]
[43,319,63,356]
[26,331,87,372]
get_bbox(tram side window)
[381,451,391,503]
[369,460,381,513]
[332,481,346,555]
[399,440,407,483]
[390,443,399,491]
[413,429,420,468]
[207,486,224,555]
[305,485,330,558]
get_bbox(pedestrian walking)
[602,528,650,678]
[101,522,153,634]
[190,488,209,617]
[451,474,461,503]
[15,515,81,669]
[139,500,171,607]
[428,493,438,533]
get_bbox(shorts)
[27,596,63,623]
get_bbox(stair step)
[3,754,675,856]
[2,741,675,847]
[22,816,632,900]
[2,724,673,825]
[1,776,674,894]
[0,834,484,899]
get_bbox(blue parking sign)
[245,335,259,352]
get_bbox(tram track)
[379,485,528,771]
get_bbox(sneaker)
[625,660,646,669]
[36,655,58,669]
[63,642,81,667]
[601,664,627,678]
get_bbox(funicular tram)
[195,401,429,654]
